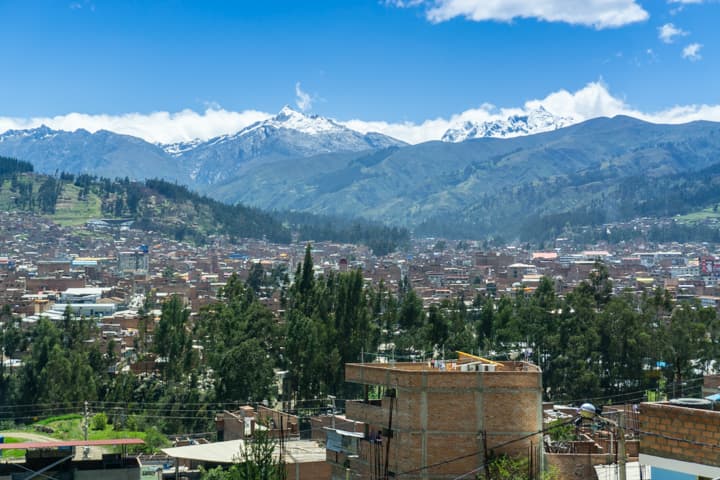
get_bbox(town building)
[328,355,543,479]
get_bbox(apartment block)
[328,358,543,480]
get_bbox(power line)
[395,418,575,477]
[561,376,705,405]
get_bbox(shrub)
[91,413,107,431]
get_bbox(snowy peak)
[249,105,346,136]
[0,125,58,142]
[442,106,574,142]
[162,138,204,157]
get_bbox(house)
[328,354,543,479]
[162,438,330,480]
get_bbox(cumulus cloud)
[682,42,703,60]
[295,82,313,112]
[342,81,720,144]
[658,23,688,43]
[388,0,649,29]
[2,83,720,146]
[0,108,271,144]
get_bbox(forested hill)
[0,156,409,254]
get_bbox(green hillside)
[209,117,720,238]
[0,156,409,253]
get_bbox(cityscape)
[2,1,720,479]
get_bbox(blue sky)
[1,0,718,143]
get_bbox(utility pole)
[618,412,627,480]
[83,400,90,459]
[328,395,336,429]
[83,401,89,442]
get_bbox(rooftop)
[161,439,325,465]
[345,359,541,373]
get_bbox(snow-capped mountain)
[0,106,406,187]
[441,106,574,142]
[0,125,182,181]
[244,105,347,136]
[163,138,204,157]
[170,106,406,185]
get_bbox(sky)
[0,0,719,144]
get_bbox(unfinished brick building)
[327,356,543,480]
[640,400,720,479]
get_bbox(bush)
[91,413,107,431]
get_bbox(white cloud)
[658,23,688,43]
[0,108,271,144]
[682,42,703,60]
[388,0,649,29]
[295,82,313,112]
[2,83,720,146]
[668,0,705,4]
[342,81,720,143]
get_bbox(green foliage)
[283,249,379,398]
[0,156,33,177]
[546,420,575,442]
[200,427,285,480]
[477,454,559,480]
[196,275,279,403]
[142,427,171,454]
[153,295,194,382]
[91,412,108,431]
[17,317,100,405]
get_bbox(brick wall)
[342,362,543,479]
[286,460,331,480]
[546,452,613,480]
[640,402,720,466]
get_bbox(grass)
[0,417,150,459]
[676,206,720,224]
[51,184,102,226]
[0,436,28,459]
[0,176,102,226]
[0,178,33,210]
[39,417,146,442]
[35,414,83,426]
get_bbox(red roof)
[0,438,144,450]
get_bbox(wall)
[343,362,543,480]
[640,402,720,467]
[545,453,613,480]
[75,467,141,480]
[286,460,331,480]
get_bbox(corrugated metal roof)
[0,438,144,450]
[162,439,325,465]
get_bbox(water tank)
[579,403,596,419]
[669,398,713,410]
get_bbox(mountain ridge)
[442,106,574,142]
[0,106,406,186]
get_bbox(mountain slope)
[215,116,720,233]
[175,106,406,185]
[0,106,406,187]
[0,163,409,251]
[0,126,183,181]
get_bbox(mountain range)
[2,107,720,239]
[441,106,573,142]
[0,106,405,185]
